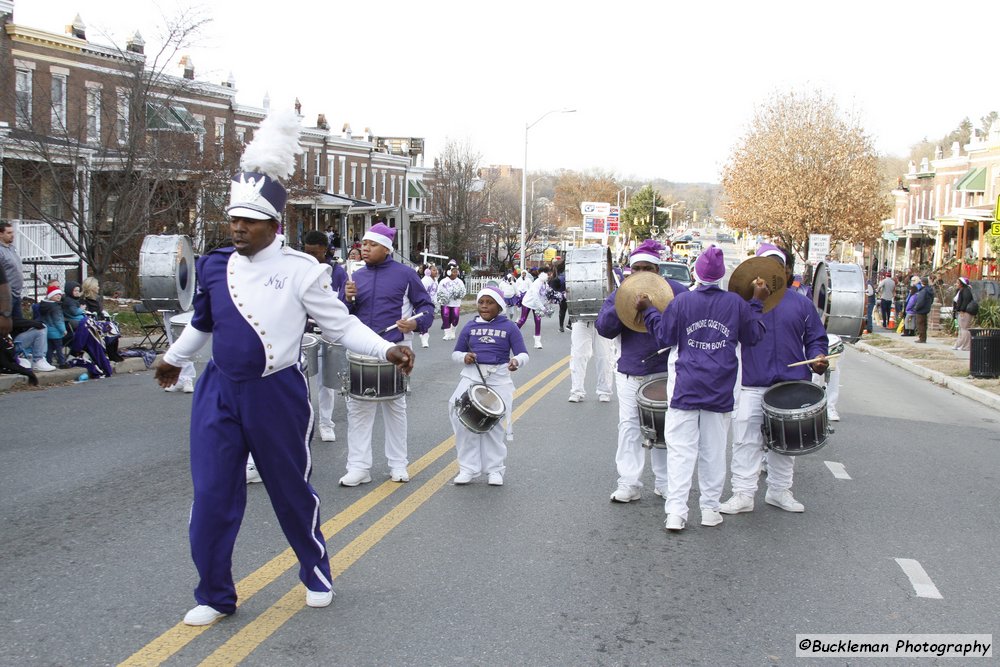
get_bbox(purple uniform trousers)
[189,362,331,613]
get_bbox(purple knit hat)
[756,243,785,264]
[629,239,664,266]
[694,246,726,283]
[363,223,396,250]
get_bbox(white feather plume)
[240,108,303,180]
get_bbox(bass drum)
[565,245,614,322]
[812,261,865,341]
[139,235,196,312]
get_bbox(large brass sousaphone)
[614,272,675,333]
[727,256,787,312]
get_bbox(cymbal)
[615,271,675,333]
[728,256,787,313]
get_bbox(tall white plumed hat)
[227,108,303,222]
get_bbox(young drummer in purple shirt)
[637,246,768,531]
[596,240,689,503]
[449,286,529,486]
[340,223,435,487]
[155,110,415,626]
[719,244,829,516]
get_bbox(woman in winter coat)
[952,276,975,351]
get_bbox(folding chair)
[132,303,167,350]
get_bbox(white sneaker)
[453,471,476,485]
[305,589,334,608]
[765,489,804,512]
[318,425,336,442]
[654,486,667,499]
[828,409,840,422]
[181,379,194,393]
[610,483,641,503]
[533,336,543,349]
[17,357,32,369]
[183,604,228,626]
[339,469,372,487]
[719,492,754,514]
[567,392,584,403]
[701,509,724,527]
[390,467,410,483]
[164,382,184,393]
[664,514,686,531]
[598,394,612,403]
[488,472,504,486]
[246,462,262,484]
[31,358,56,372]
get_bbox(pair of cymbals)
[614,271,675,333]
[728,256,787,312]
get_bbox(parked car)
[659,261,695,287]
[716,232,735,244]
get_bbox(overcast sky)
[15,0,1000,184]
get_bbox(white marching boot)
[533,335,543,349]
[419,333,430,348]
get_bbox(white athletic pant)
[317,386,336,429]
[179,361,196,382]
[614,372,668,489]
[449,376,513,476]
[345,394,408,472]
[812,365,840,414]
[570,321,614,398]
[662,408,730,520]
[730,386,794,494]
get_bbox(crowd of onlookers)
[863,269,976,347]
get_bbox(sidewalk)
[853,326,1000,412]
[0,336,162,392]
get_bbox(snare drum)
[760,381,829,456]
[301,334,321,377]
[319,340,346,390]
[344,350,406,400]
[454,383,506,433]
[636,377,669,449]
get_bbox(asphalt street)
[2,257,998,665]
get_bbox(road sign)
[808,234,831,264]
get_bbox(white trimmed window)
[116,88,130,143]
[338,157,346,194]
[15,68,32,128]
[86,85,101,143]
[50,74,67,131]
[361,166,367,198]
[381,171,387,203]
[351,165,357,197]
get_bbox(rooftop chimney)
[263,92,270,111]
[66,14,86,39]
[179,55,194,80]
[342,123,352,139]
[126,31,144,54]
[316,113,329,130]
[223,72,236,89]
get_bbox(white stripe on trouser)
[345,395,408,471]
[730,386,794,494]
[449,377,512,475]
[570,322,615,397]
[318,386,336,428]
[614,372,667,488]
[662,408,729,520]
[811,365,840,413]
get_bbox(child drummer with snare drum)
[449,286,529,487]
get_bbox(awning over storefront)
[287,192,354,209]
[955,167,987,192]
[408,181,430,198]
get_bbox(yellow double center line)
[121,356,570,666]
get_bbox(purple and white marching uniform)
[730,283,827,502]
[343,254,434,476]
[164,238,393,614]
[449,313,529,478]
[644,249,765,525]
[437,275,466,339]
[597,277,689,496]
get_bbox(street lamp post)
[529,176,544,230]
[520,108,575,272]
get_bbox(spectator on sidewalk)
[0,261,10,337]
[953,276,975,351]
[912,278,934,343]
[0,222,23,319]
[82,277,123,362]
[902,285,918,336]
[864,277,875,333]
[39,285,68,367]
[893,274,909,332]
[876,272,895,328]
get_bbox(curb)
[0,355,159,393]
[854,341,1000,413]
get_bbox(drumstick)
[786,353,840,368]
[641,347,670,363]
[379,312,426,334]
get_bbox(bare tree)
[721,90,888,257]
[427,139,490,265]
[2,8,235,287]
